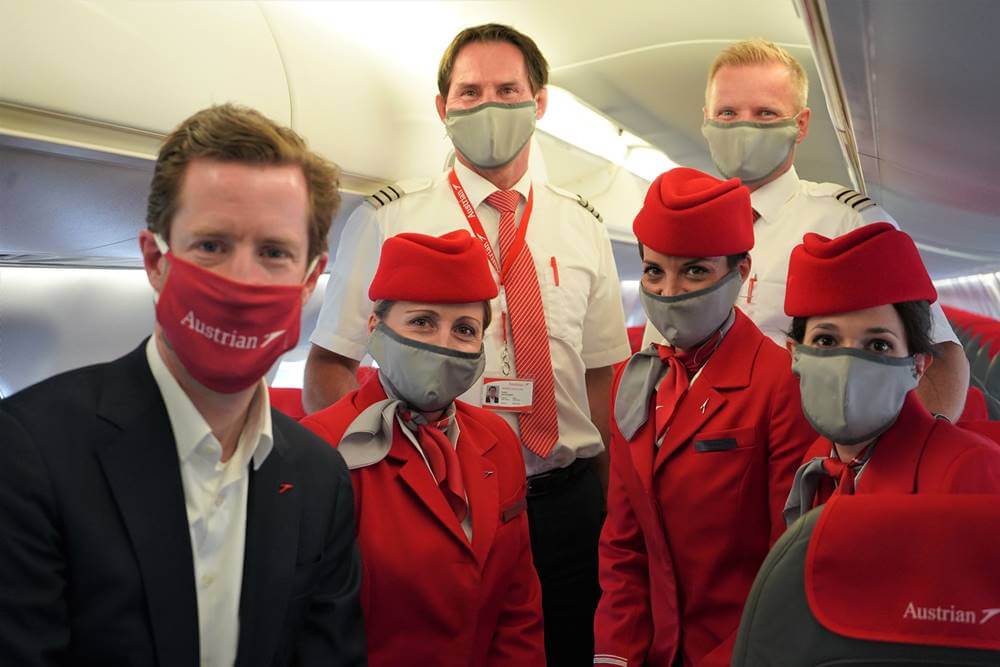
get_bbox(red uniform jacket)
[594,310,815,667]
[301,377,544,667]
[803,392,1000,505]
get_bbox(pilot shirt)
[146,337,274,667]
[641,166,960,347]
[311,160,631,474]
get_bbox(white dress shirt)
[641,166,959,347]
[146,337,274,667]
[312,160,631,474]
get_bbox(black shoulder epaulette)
[834,188,877,213]
[365,184,405,210]
[575,194,604,223]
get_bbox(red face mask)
[155,250,311,394]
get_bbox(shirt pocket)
[537,254,588,348]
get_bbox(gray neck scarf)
[614,310,735,441]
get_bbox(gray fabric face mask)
[368,323,486,412]
[445,101,537,169]
[791,345,920,446]
[701,118,798,184]
[640,270,742,349]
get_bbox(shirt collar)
[145,336,274,470]
[453,159,532,210]
[750,165,801,223]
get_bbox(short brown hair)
[707,38,809,111]
[437,23,549,98]
[146,103,340,262]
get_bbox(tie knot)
[486,190,521,214]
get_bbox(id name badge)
[481,376,534,413]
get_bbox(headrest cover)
[785,222,937,317]
[632,167,753,257]
[805,494,1000,651]
[369,230,499,302]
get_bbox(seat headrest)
[806,494,1000,651]
[733,494,1000,665]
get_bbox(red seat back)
[268,386,306,421]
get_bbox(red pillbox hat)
[633,167,753,257]
[785,222,937,317]
[368,230,499,302]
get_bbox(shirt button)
[214,494,224,508]
[201,574,214,588]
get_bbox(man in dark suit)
[0,104,366,665]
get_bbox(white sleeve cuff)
[308,330,368,362]
[583,342,633,370]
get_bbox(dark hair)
[787,300,936,356]
[438,23,549,97]
[373,299,494,333]
[147,104,340,263]
[637,242,748,270]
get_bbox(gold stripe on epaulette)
[365,185,404,209]
[835,188,877,212]
[575,194,604,223]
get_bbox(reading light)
[538,86,676,182]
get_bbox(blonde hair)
[706,38,809,111]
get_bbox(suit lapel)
[235,423,299,666]
[458,418,499,567]
[95,343,200,666]
[855,394,935,494]
[630,420,657,494]
[389,423,476,556]
[654,313,758,475]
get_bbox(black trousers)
[526,458,605,667]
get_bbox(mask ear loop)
[150,233,170,304]
[304,255,319,280]
[153,233,170,254]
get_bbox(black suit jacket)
[0,342,366,665]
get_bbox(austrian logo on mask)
[178,310,287,350]
[155,249,306,394]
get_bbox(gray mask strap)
[614,347,668,440]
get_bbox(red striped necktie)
[485,190,559,459]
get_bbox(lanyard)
[447,168,533,286]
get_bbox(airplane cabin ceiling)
[7,0,994,282]
[822,0,1000,280]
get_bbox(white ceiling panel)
[823,0,1000,279]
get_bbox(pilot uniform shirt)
[594,309,816,667]
[145,337,273,667]
[641,166,959,347]
[311,160,631,474]
[300,375,545,667]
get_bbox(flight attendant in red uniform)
[593,168,816,667]
[782,222,1000,524]
[301,230,544,667]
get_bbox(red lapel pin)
[278,482,294,495]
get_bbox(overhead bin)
[0,1,289,152]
